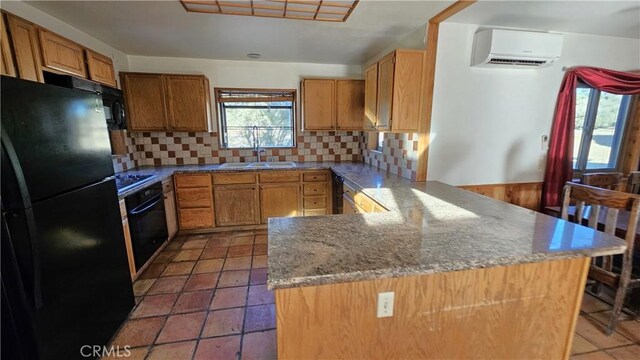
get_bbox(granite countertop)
[115,162,627,291]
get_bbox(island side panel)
[274,257,590,360]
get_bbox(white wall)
[428,22,640,186]
[1,0,129,79]
[126,56,361,131]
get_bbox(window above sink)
[216,88,297,150]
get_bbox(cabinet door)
[214,185,260,226]
[121,73,168,131]
[376,53,394,131]
[38,29,87,78]
[165,75,210,132]
[6,14,43,82]
[303,79,335,130]
[164,190,178,241]
[336,80,364,130]
[391,50,424,132]
[86,50,116,87]
[363,63,378,130]
[260,183,301,224]
[1,15,16,77]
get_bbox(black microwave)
[43,72,127,130]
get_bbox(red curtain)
[542,67,640,208]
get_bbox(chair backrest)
[626,171,640,194]
[581,172,623,190]
[561,182,639,258]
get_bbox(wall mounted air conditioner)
[471,29,563,68]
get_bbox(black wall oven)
[125,182,168,271]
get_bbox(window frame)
[215,88,298,150]
[572,83,633,175]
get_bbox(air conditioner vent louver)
[488,58,547,66]
[471,29,563,69]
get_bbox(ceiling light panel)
[180,0,360,22]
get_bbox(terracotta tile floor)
[110,230,275,360]
[111,229,639,360]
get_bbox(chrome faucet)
[252,125,265,163]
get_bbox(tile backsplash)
[363,132,420,181]
[113,130,421,181]
[113,130,363,171]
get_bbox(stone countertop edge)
[115,162,363,199]
[266,246,625,290]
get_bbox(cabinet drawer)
[303,172,328,182]
[303,196,326,210]
[353,193,374,213]
[303,183,327,196]
[304,209,327,216]
[259,172,299,183]
[176,188,212,208]
[213,172,256,185]
[162,178,174,194]
[343,185,356,201]
[179,208,214,229]
[175,174,211,188]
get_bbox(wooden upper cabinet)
[391,50,424,132]
[86,50,116,87]
[1,14,16,77]
[260,183,301,224]
[303,79,335,130]
[363,63,378,131]
[336,80,364,130]
[165,75,210,132]
[121,72,211,132]
[38,29,87,78]
[6,14,43,82]
[368,49,425,133]
[121,73,168,131]
[376,53,394,131]
[214,185,260,227]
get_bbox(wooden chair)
[561,183,640,334]
[581,172,623,190]
[626,171,640,195]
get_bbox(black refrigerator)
[1,76,135,360]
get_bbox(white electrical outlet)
[377,292,394,318]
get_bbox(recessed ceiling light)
[247,53,261,59]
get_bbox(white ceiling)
[24,0,455,65]
[447,0,640,39]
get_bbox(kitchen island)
[267,174,627,359]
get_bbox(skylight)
[180,0,359,22]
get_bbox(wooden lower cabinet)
[118,199,136,279]
[174,174,215,230]
[164,189,178,240]
[214,184,260,227]
[260,183,301,224]
[274,258,590,359]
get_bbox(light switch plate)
[377,291,394,318]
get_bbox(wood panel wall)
[458,182,543,211]
[275,258,589,360]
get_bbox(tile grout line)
[237,234,257,360]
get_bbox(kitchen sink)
[218,161,296,169]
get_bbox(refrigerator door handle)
[2,210,43,310]
[1,129,43,309]
[1,128,33,209]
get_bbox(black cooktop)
[114,174,154,192]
